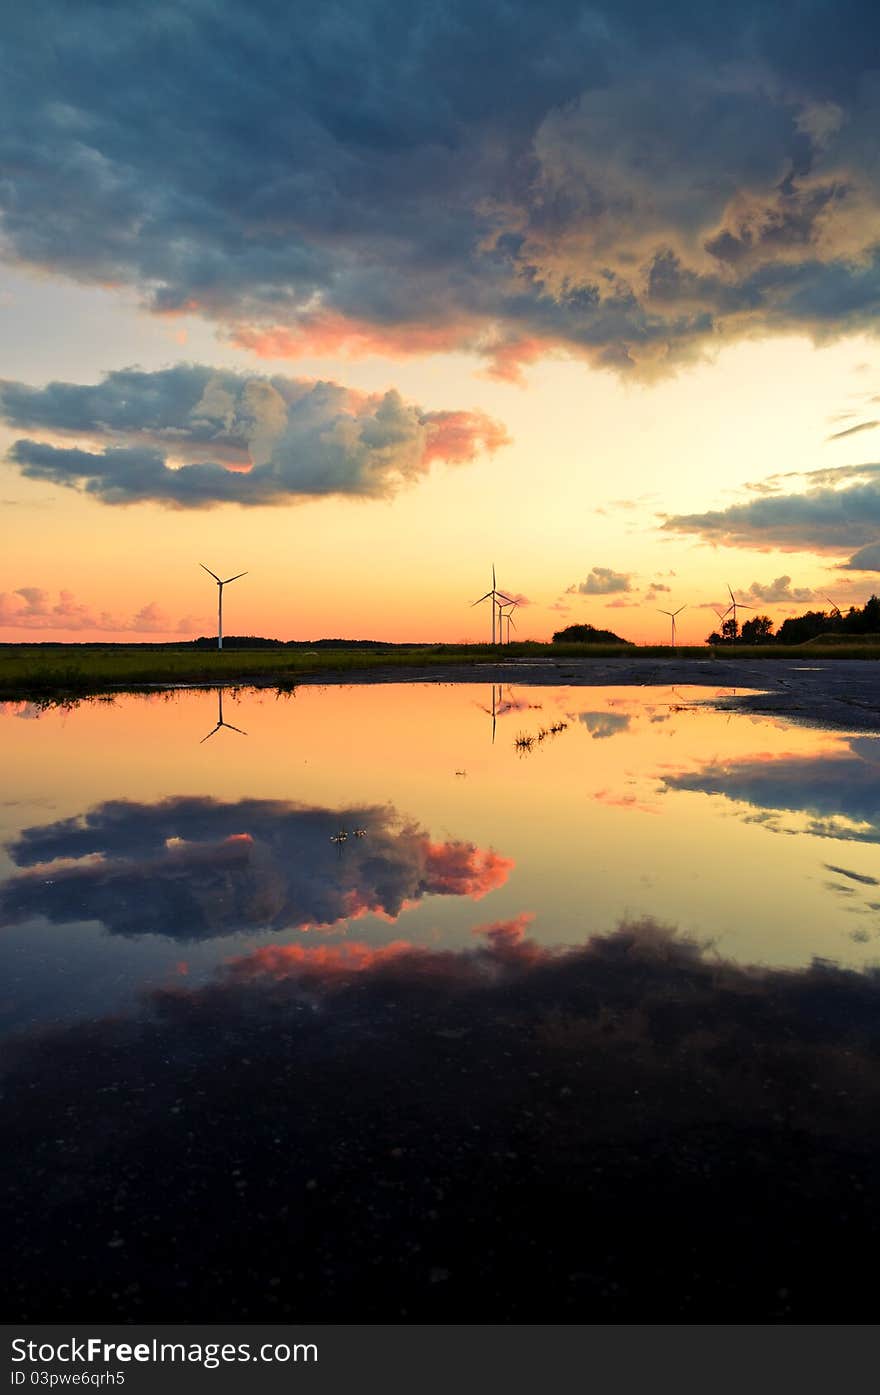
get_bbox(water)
[2,682,878,1035]
[4,681,880,1320]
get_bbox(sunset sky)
[3,0,880,644]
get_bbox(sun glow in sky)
[2,1,880,644]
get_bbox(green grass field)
[2,639,880,702]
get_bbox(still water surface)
[2,681,878,1035]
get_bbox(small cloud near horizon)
[568,566,633,596]
[0,586,202,634]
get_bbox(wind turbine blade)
[727,584,736,603]
[673,605,687,616]
[495,591,515,605]
[224,722,247,735]
[200,563,221,582]
[471,591,492,606]
[223,571,248,584]
[199,725,220,743]
[492,563,496,589]
[657,609,672,617]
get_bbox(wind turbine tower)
[200,563,248,650]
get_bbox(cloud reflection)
[0,796,512,939]
[663,738,880,843]
[5,919,880,1321]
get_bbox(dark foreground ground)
[4,920,880,1322]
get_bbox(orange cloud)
[483,337,552,384]
[421,410,511,464]
[593,788,659,815]
[423,842,513,898]
[225,938,415,981]
[472,912,536,947]
[230,312,470,361]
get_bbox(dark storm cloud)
[0,796,512,939]
[3,2,880,376]
[663,738,880,843]
[0,366,508,507]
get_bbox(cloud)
[0,796,512,939]
[579,712,631,740]
[571,567,633,596]
[664,467,880,553]
[827,420,879,441]
[662,738,880,843]
[0,366,508,507]
[471,912,537,951]
[3,5,880,377]
[0,587,197,633]
[823,863,879,885]
[7,913,880,1320]
[746,575,816,603]
[841,542,880,571]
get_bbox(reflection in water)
[200,688,247,743]
[4,684,880,1322]
[0,796,511,940]
[664,736,880,843]
[3,919,880,1321]
[579,710,631,740]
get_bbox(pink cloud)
[0,587,204,634]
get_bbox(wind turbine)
[500,599,518,645]
[657,604,686,646]
[200,563,247,650]
[470,564,514,645]
[824,594,843,619]
[724,583,752,635]
[200,688,247,743]
[475,684,515,743]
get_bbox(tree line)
[706,595,880,645]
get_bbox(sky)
[2,0,880,644]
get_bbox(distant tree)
[848,595,880,633]
[706,616,741,645]
[740,615,774,642]
[552,623,632,644]
[775,609,831,645]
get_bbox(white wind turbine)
[471,564,514,645]
[200,563,247,650]
[657,603,686,646]
[500,600,518,645]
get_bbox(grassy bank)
[2,640,880,701]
